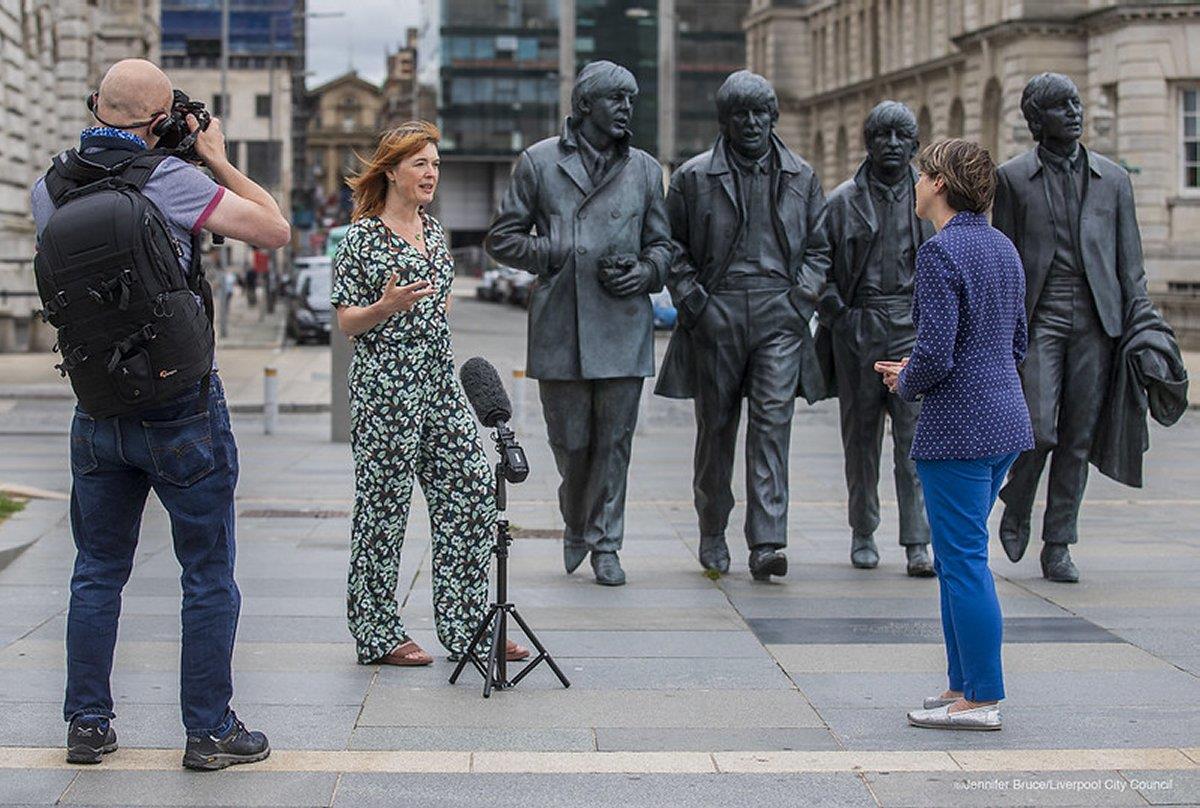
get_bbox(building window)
[246,141,281,187]
[212,93,228,117]
[1183,88,1200,191]
[255,94,271,118]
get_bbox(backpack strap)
[118,152,171,191]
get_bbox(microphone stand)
[449,423,570,697]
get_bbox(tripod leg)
[483,609,504,698]
[450,604,499,685]
[508,606,571,689]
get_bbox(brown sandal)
[377,640,433,666]
[506,639,530,661]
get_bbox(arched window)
[948,97,964,139]
[918,105,932,148]
[981,78,1002,160]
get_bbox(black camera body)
[154,90,212,160]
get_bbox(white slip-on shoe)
[907,702,1001,731]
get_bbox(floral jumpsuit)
[331,213,495,664]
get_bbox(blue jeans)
[64,375,240,734]
[914,452,1018,703]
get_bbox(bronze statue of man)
[818,101,935,577]
[485,61,672,587]
[656,70,829,581]
[993,73,1150,582]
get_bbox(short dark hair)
[916,139,996,214]
[715,70,779,126]
[863,100,918,145]
[1020,72,1079,142]
[570,61,638,123]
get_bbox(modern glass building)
[162,0,297,67]
[435,0,747,250]
[439,0,561,155]
[439,0,746,162]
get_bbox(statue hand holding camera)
[598,253,652,297]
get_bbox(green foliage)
[0,493,25,523]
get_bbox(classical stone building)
[0,0,159,330]
[305,29,424,229]
[305,71,386,225]
[745,0,1200,332]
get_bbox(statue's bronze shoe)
[851,535,879,569]
[905,544,935,577]
[564,541,588,574]
[999,507,1031,562]
[1040,544,1079,583]
[591,551,626,587]
[699,534,730,574]
[749,547,787,581]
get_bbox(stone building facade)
[305,30,423,229]
[745,0,1200,327]
[0,0,159,326]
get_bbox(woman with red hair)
[332,122,527,666]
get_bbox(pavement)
[0,294,1198,806]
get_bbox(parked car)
[286,258,333,344]
[476,266,512,302]
[651,288,677,329]
[507,269,536,307]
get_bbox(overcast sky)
[306,0,424,89]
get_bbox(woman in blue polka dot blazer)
[877,139,1034,732]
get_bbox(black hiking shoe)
[182,712,270,771]
[67,716,117,764]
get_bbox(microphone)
[460,357,513,428]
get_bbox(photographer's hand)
[189,113,226,167]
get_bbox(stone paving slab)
[819,706,1200,751]
[329,772,878,808]
[593,727,843,752]
[863,770,1147,807]
[767,642,1175,674]
[374,655,795,691]
[748,616,1122,645]
[347,727,596,752]
[789,669,1200,709]
[358,689,826,729]
[0,770,75,805]
[58,771,337,806]
[1123,769,1200,805]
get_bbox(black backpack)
[34,149,215,418]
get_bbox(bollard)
[511,368,526,433]
[263,366,279,435]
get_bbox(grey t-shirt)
[31,152,225,274]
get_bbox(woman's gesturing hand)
[378,274,436,314]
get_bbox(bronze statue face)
[581,86,635,142]
[867,126,918,177]
[863,101,919,184]
[1037,87,1083,145]
[725,104,774,159]
[1021,73,1084,146]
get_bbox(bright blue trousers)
[914,453,1017,702]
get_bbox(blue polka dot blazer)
[897,211,1035,460]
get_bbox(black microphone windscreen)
[459,357,513,427]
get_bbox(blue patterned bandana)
[80,126,147,150]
